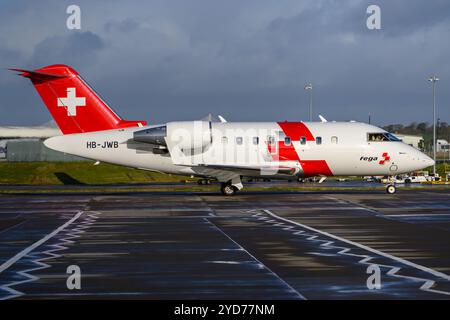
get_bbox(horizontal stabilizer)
[9,68,67,81]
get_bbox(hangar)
[0,125,84,161]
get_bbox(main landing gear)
[386,184,397,194]
[197,177,242,196]
[197,179,211,185]
[220,177,243,196]
[220,183,238,196]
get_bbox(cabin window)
[300,137,306,145]
[284,136,291,146]
[222,136,228,144]
[268,135,275,145]
[316,136,322,145]
[331,136,338,144]
[253,137,259,145]
[236,137,243,145]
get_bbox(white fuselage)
[44,121,434,180]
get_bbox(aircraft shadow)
[54,172,85,185]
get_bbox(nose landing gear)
[386,184,397,194]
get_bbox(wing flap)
[192,163,302,177]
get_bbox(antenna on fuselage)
[218,115,227,123]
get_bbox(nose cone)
[424,155,435,167]
[413,150,435,170]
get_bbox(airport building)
[437,139,450,152]
[0,126,84,161]
[395,134,424,150]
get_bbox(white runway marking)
[0,211,101,300]
[205,218,306,300]
[323,196,379,213]
[384,213,450,217]
[263,209,450,282]
[0,211,83,274]
[262,209,450,296]
[0,220,28,236]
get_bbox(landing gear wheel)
[198,179,211,185]
[386,184,396,194]
[221,183,237,196]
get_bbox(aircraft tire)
[386,184,396,194]
[221,183,237,196]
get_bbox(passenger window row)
[220,136,333,145]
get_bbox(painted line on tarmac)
[262,209,450,281]
[205,217,306,300]
[323,195,381,214]
[262,209,450,296]
[0,220,29,236]
[0,211,83,274]
[384,213,450,217]
[0,211,101,300]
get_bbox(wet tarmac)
[0,187,449,299]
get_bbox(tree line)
[383,121,449,150]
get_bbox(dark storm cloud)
[0,0,449,126]
[0,45,22,63]
[377,0,450,36]
[31,31,105,67]
[104,18,140,33]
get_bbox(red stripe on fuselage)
[268,141,300,161]
[300,160,333,177]
[277,122,315,141]
[269,122,333,176]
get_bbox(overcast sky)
[0,0,449,126]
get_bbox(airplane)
[10,64,435,195]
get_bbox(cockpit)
[367,132,402,142]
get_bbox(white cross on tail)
[57,88,86,116]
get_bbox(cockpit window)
[368,132,402,142]
[368,133,388,141]
[385,133,402,141]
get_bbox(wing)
[190,163,302,182]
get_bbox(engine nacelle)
[166,121,212,151]
[133,125,167,146]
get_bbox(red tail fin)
[10,64,146,134]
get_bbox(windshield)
[367,132,402,142]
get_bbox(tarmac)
[0,186,449,299]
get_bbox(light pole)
[304,83,313,121]
[428,75,439,175]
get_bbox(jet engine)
[133,121,212,151]
[133,125,167,146]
